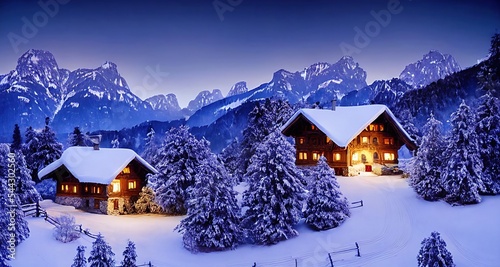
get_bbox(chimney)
[332,100,337,111]
[89,135,102,150]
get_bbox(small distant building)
[281,104,417,175]
[38,137,157,215]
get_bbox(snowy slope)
[11,175,500,267]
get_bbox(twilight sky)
[0,0,499,107]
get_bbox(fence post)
[355,242,360,257]
[295,258,298,267]
[149,261,152,267]
[328,253,334,267]
[360,200,363,207]
[36,201,40,217]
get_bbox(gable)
[38,147,157,185]
[281,105,416,150]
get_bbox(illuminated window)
[384,153,395,161]
[85,186,88,193]
[326,137,331,143]
[334,153,341,161]
[72,186,77,193]
[352,153,359,161]
[298,138,305,144]
[97,187,101,194]
[298,152,308,160]
[311,125,316,130]
[111,179,121,193]
[92,186,101,194]
[312,152,320,161]
[61,184,69,193]
[128,180,137,190]
[122,167,131,174]
[362,137,369,144]
[383,138,393,145]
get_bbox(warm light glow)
[362,137,369,144]
[326,137,331,143]
[384,138,393,145]
[128,180,137,190]
[298,152,308,160]
[73,186,77,193]
[299,137,305,144]
[122,167,131,174]
[352,153,359,161]
[384,153,395,161]
[311,125,316,130]
[312,152,320,161]
[111,179,121,192]
[334,153,341,161]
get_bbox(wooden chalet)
[281,104,417,176]
[38,140,157,215]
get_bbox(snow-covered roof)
[38,147,157,184]
[281,104,415,148]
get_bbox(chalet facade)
[38,144,157,215]
[281,104,417,176]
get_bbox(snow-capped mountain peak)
[227,81,248,97]
[145,93,181,112]
[187,89,224,112]
[399,50,461,88]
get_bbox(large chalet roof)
[281,104,416,149]
[38,147,158,184]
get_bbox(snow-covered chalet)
[38,137,157,215]
[281,104,417,176]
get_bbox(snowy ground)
[11,175,500,267]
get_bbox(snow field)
[10,175,500,267]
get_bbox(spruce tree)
[141,127,159,165]
[68,127,87,147]
[220,138,240,181]
[417,232,455,267]
[88,234,115,267]
[71,245,87,267]
[13,151,41,204]
[30,118,63,182]
[134,186,162,214]
[475,92,500,194]
[175,155,242,252]
[120,240,137,267]
[441,101,485,205]
[11,124,22,152]
[23,126,39,182]
[409,114,446,200]
[149,126,212,215]
[304,156,350,230]
[242,131,305,245]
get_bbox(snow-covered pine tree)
[71,245,87,267]
[0,148,12,266]
[120,240,137,267]
[141,127,159,165]
[0,144,30,247]
[149,126,212,215]
[397,109,421,145]
[304,156,350,230]
[23,126,39,182]
[11,124,22,152]
[111,137,120,148]
[31,117,63,182]
[68,127,87,147]
[476,90,500,194]
[220,138,240,180]
[409,113,447,200]
[242,131,305,245]
[417,232,455,267]
[13,150,41,204]
[88,234,115,267]
[134,186,163,214]
[441,101,485,205]
[175,155,242,252]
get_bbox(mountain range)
[0,49,463,145]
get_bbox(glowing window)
[334,153,341,161]
[384,153,395,161]
[298,152,308,160]
[111,179,121,193]
[362,137,369,144]
[384,138,393,145]
[72,186,77,193]
[128,180,137,190]
[352,153,359,161]
[326,137,331,143]
[311,125,316,130]
[122,167,131,174]
[85,186,88,193]
[312,152,320,161]
[298,138,305,144]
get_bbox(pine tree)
[141,127,159,165]
[88,234,115,267]
[149,126,212,215]
[23,126,39,182]
[111,137,120,149]
[304,156,350,230]
[13,151,41,204]
[30,118,63,182]
[409,114,446,200]
[134,186,162,214]
[417,232,455,267]
[476,91,500,194]
[220,138,240,181]
[175,155,242,252]
[68,127,87,147]
[0,144,30,247]
[71,245,87,267]
[397,109,421,145]
[441,101,485,205]
[120,240,137,267]
[242,131,305,245]
[11,124,22,152]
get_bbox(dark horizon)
[1,0,499,107]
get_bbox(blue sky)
[0,0,499,107]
